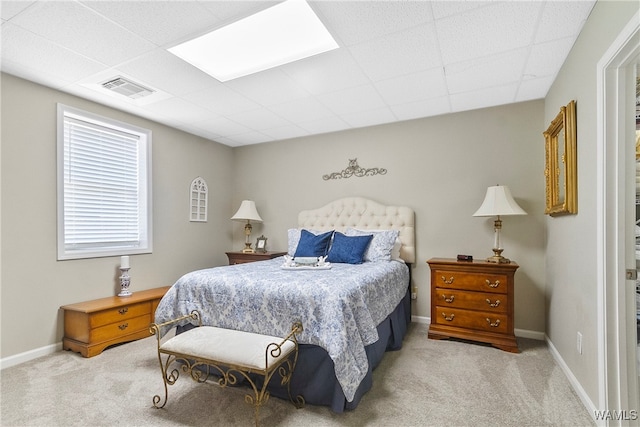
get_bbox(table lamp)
[231,200,263,253]
[473,185,526,263]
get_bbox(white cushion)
[160,327,295,371]
[345,227,399,262]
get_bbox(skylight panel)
[168,0,338,82]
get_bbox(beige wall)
[543,1,639,406]
[231,100,547,332]
[0,74,234,358]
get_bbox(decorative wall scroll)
[543,100,577,216]
[189,177,208,222]
[322,158,387,180]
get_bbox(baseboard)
[411,315,545,340]
[0,342,62,370]
[545,335,598,425]
[412,314,429,324]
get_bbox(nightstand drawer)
[432,270,508,294]
[434,306,508,334]
[90,314,151,343]
[435,288,507,313]
[90,301,151,328]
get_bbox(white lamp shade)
[473,186,527,217]
[231,200,263,222]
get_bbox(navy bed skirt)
[176,288,411,413]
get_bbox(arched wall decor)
[189,177,208,222]
[322,158,387,180]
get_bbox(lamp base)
[486,249,511,264]
[242,242,254,253]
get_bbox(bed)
[154,197,415,412]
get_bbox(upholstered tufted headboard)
[298,197,415,264]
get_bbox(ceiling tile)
[1,22,105,84]
[449,82,519,112]
[445,49,529,94]
[10,1,156,66]
[317,84,387,115]
[268,96,334,123]
[376,68,448,106]
[430,1,491,20]
[348,22,441,82]
[182,84,260,116]
[143,97,213,124]
[260,125,310,141]
[225,68,310,106]
[390,96,451,121]
[0,1,35,21]
[436,2,542,64]
[534,1,595,44]
[227,107,292,130]
[281,48,371,96]
[524,37,576,79]
[315,1,434,47]
[81,1,220,46]
[516,75,555,101]
[341,107,397,128]
[298,115,349,135]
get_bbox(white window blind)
[57,105,152,260]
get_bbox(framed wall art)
[543,100,577,216]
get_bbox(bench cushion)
[160,326,296,371]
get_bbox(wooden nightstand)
[226,251,287,265]
[427,258,519,353]
[61,286,170,357]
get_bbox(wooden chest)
[427,258,519,353]
[61,286,170,357]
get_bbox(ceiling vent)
[101,77,154,99]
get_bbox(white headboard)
[298,197,415,264]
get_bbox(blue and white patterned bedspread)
[154,257,409,401]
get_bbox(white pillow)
[345,228,400,262]
[287,228,326,256]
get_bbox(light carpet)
[1,323,594,426]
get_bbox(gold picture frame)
[544,100,577,216]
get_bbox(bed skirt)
[176,288,411,413]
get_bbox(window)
[57,104,152,260]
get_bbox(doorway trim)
[597,11,640,425]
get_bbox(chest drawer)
[90,314,152,343]
[435,288,507,313]
[434,306,508,334]
[432,270,507,294]
[90,301,151,328]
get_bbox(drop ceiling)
[1,1,595,147]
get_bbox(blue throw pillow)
[294,229,334,257]
[327,232,373,264]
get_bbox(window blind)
[62,115,143,252]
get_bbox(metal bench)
[150,311,304,426]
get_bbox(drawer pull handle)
[485,299,501,308]
[486,279,500,288]
[442,295,455,303]
[118,307,129,315]
[118,323,129,330]
[486,318,501,327]
[442,313,455,321]
[441,276,454,284]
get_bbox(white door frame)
[597,11,640,426]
